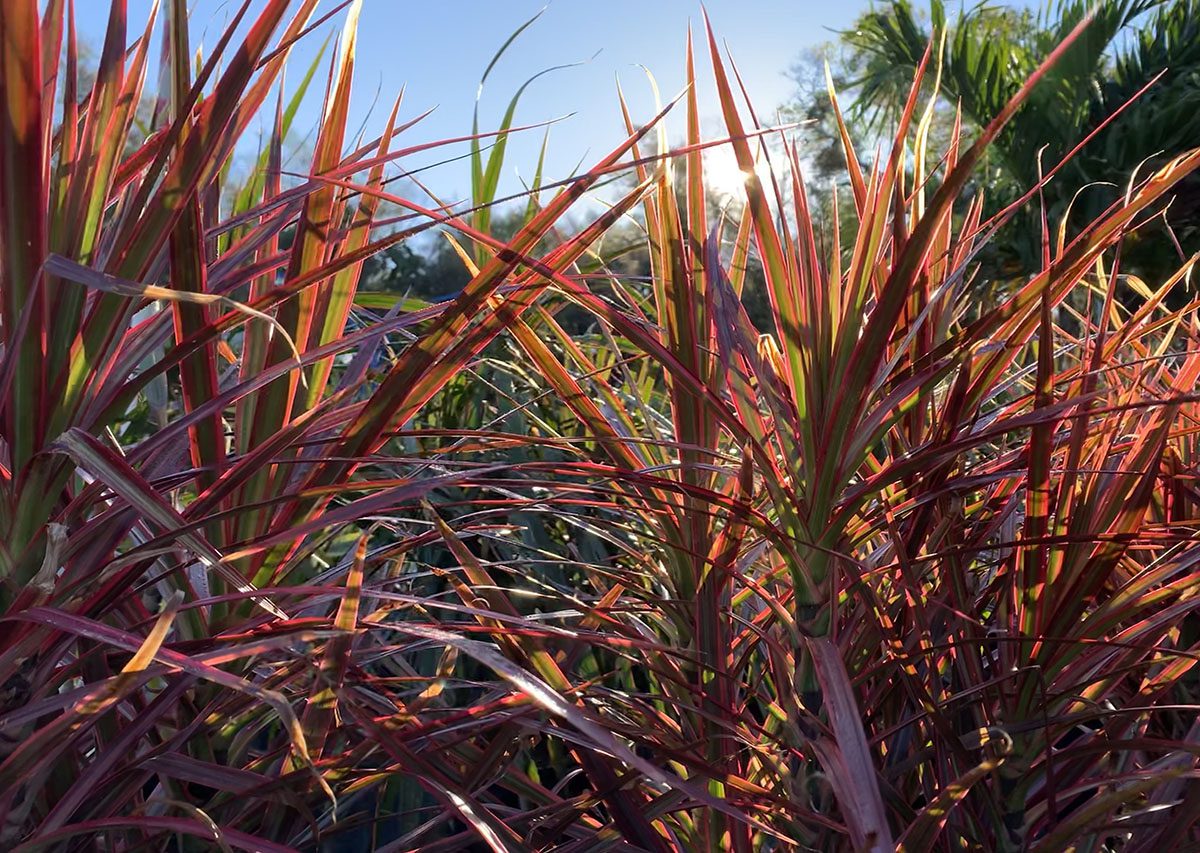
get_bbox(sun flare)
[702,145,774,200]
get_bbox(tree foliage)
[821,0,1200,278]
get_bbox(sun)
[702,145,775,201]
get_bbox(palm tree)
[838,0,1200,279]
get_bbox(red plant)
[2,1,1199,850]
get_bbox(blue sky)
[75,1,872,199]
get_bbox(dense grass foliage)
[1,1,1199,850]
